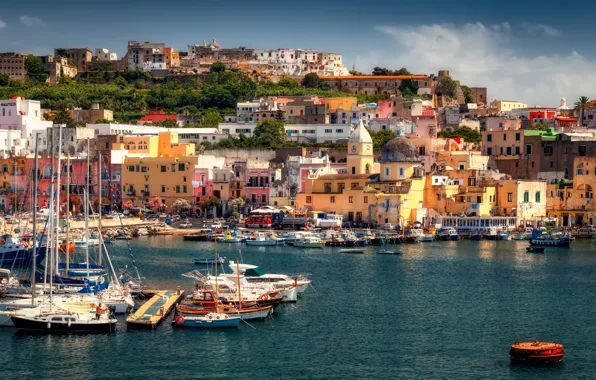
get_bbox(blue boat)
[529,229,571,248]
[0,245,47,267]
[172,312,241,328]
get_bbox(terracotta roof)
[556,117,577,121]
[317,173,373,180]
[320,75,427,79]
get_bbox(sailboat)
[10,130,117,332]
[174,239,241,328]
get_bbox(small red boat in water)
[509,341,565,364]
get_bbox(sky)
[0,0,594,106]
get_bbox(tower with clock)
[346,120,374,175]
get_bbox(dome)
[381,137,420,162]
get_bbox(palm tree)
[574,96,592,127]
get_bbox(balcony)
[141,189,150,196]
[126,189,136,196]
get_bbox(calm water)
[3,237,596,379]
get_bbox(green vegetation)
[462,85,472,104]
[0,73,9,87]
[527,122,549,131]
[437,127,481,144]
[438,76,458,98]
[368,128,396,148]
[372,67,411,76]
[301,73,330,90]
[25,56,49,83]
[574,96,592,127]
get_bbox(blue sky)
[0,0,593,105]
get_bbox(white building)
[236,102,260,123]
[369,118,416,135]
[95,48,118,61]
[0,97,52,156]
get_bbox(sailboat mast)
[65,154,70,272]
[54,125,62,274]
[31,132,40,305]
[85,138,90,279]
[97,152,102,266]
[48,126,55,300]
[236,261,242,311]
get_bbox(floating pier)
[126,289,185,329]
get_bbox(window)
[324,129,332,133]
[500,147,504,155]
[477,196,481,203]
[579,145,587,156]
[526,144,532,155]
[141,166,148,172]
[183,185,187,193]
[515,133,520,141]
[468,178,476,186]
[364,196,368,203]
[128,165,135,172]
[161,185,165,193]
[531,162,535,168]
[336,129,343,133]
[176,186,180,193]
[183,176,187,182]
[544,146,553,156]
[507,192,512,202]
[161,166,166,172]
[330,196,335,203]
[385,167,390,177]
[577,163,584,176]
[515,162,519,168]
[349,196,353,203]
[201,187,206,196]
[467,196,471,202]
[306,196,312,203]
[503,134,507,141]
[179,163,185,171]
[351,167,356,175]
[523,191,529,203]
[506,147,512,155]
[535,191,541,202]
[324,183,332,193]
[487,147,492,156]
[399,168,405,177]
[487,134,492,142]
[515,146,520,155]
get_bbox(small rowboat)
[377,249,402,255]
[526,246,545,253]
[510,341,565,364]
[339,249,364,254]
[193,257,225,265]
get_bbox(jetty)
[127,289,185,329]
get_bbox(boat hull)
[11,315,116,333]
[529,238,571,248]
[245,240,277,246]
[0,246,47,267]
[173,315,241,328]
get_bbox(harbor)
[2,235,596,378]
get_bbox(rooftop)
[320,75,427,80]
[317,173,373,180]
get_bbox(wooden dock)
[126,289,185,329]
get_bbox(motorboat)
[529,229,571,248]
[294,236,325,249]
[483,227,499,240]
[420,234,435,242]
[193,257,225,265]
[72,237,100,248]
[404,228,424,243]
[377,249,402,255]
[499,231,511,240]
[0,234,47,267]
[436,227,460,241]
[339,248,364,254]
[245,232,278,246]
[229,261,311,294]
[511,232,528,240]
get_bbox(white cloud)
[19,15,44,27]
[359,23,593,106]
[522,22,561,37]
[0,20,7,29]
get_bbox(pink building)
[412,107,437,138]
[194,168,214,204]
[245,168,271,207]
[378,99,394,119]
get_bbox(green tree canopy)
[0,73,9,87]
[438,76,458,98]
[211,61,226,73]
[277,77,300,89]
[368,129,396,148]
[372,67,411,76]
[254,119,285,148]
[462,85,473,104]
[25,56,49,83]
[301,73,329,90]
[528,122,549,131]
[437,127,481,144]
[202,109,223,128]
[50,108,76,127]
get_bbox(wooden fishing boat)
[509,341,565,363]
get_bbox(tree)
[228,197,245,213]
[202,109,223,128]
[25,56,49,83]
[368,129,395,148]
[462,85,473,104]
[399,79,419,97]
[254,119,285,148]
[0,73,9,87]
[152,119,178,128]
[210,61,226,73]
[95,119,112,124]
[394,68,412,76]
[437,127,482,144]
[278,77,299,89]
[171,198,192,213]
[574,96,592,127]
[51,108,76,127]
[438,76,458,98]
[147,196,164,212]
[372,67,392,76]
[301,73,323,88]
[274,109,285,122]
[114,77,128,89]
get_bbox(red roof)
[556,117,577,122]
[140,111,177,121]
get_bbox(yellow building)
[121,131,195,158]
[122,156,199,206]
[490,100,528,113]
[123,136,159,157]
[213,168,233,201]
[324,97,358,113]
[347,121,375,175]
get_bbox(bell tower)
[347,120,374,175]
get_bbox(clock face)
[366,145,371,152]
[351,145,357,153]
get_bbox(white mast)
[97,152,102,265]
[31,132,40,305]
[54,125,62,274]
[85,138,90,279]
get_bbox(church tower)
[347,120,374,175]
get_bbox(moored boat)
[499,231,511,240]
[193,257,225,265]
[172,312,241,328]
[294,236,325,249]
[526,246,545,253]
[509,341,565,364]
[245,232,278,246]
[339,248,364,254]
[529,229,571,248]
[436,227,460,241]
[376,249,402,255]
